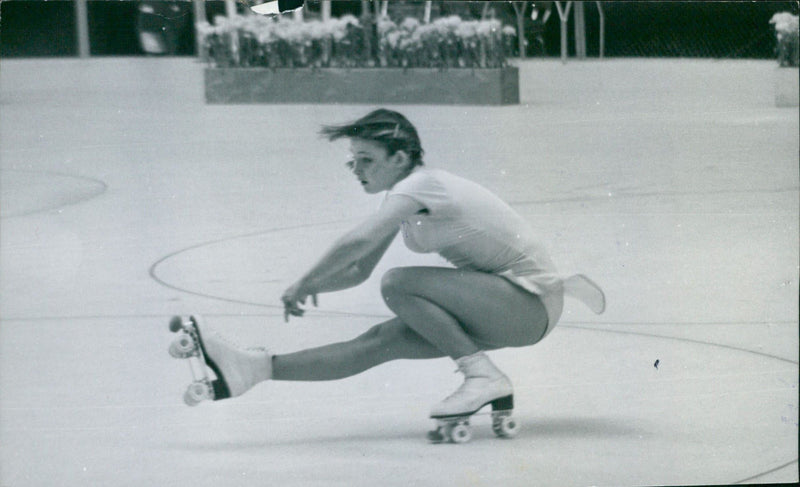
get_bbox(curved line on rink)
[562,324,798,366]
[0,169,108,218]
[146,218,394,317]
[508,186,799,209]
[733,459,799,485]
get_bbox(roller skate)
[427,395,520,444]
[168,315,272,406]
[427,352,520,444]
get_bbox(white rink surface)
[1,58,797,487]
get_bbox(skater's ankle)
[454,351,487,366]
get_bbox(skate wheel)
[492,415,520,438]
[447,423,472,444]
[184,381,212,406]
[169,333,196,358]
[169,315,185,333]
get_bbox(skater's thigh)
[380,267,548,349]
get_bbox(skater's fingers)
[283,304,304,321]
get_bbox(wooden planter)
[775,66,799,107]
[205,67,519,105]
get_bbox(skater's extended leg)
[272,318,445,381]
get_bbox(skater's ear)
[389,149,411,169]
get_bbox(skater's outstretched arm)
[282,196,421,320]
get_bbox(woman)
[182,109,604,421]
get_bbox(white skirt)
[499,272,605,340]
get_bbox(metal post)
[574,1,585,59]
[596,1,605,59]
[555,1,573,64]
[224,0,238,64]
[481,2,491,20]
[423,1,432,24]
[511,2,527,59]
[322,0,331,21]
[224,0,236,18]
[361,1,372,64]
[193,0,207,57]
[74,0,90,58]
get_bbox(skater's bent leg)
[271,318,445,381]
[380,267,548,359]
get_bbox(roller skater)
[168,109,605,442]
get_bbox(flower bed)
[198,14,516,69]
[199,15,520,105]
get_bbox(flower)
[400,17,421,32]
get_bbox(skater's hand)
[281,282,317,322]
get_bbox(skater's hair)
[321,109,424,167]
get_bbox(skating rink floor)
[1,57,798,487]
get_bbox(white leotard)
[383,167,566,334]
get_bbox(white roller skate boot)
[430,352,514,418]
[169,315,272,405]
[428,352,518,443]
[202,330,272,398]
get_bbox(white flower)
[386,31,403,49]
[770,12,799,36]
[339,15,360,27]
[400,17,421,32]
[455,23,475,38]
[378,18,397,35]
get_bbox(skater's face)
[347,138,411,194]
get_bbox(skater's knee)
[363,321,402,346]
[380,267,415,298]
[360,320,415,355]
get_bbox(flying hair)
[320,109,425,167]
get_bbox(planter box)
[775,66,799,107]
[205,67,519,105]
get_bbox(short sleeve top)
[383,167,561,296]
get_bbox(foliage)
[769,12,799,67]
[198,15,515,69]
